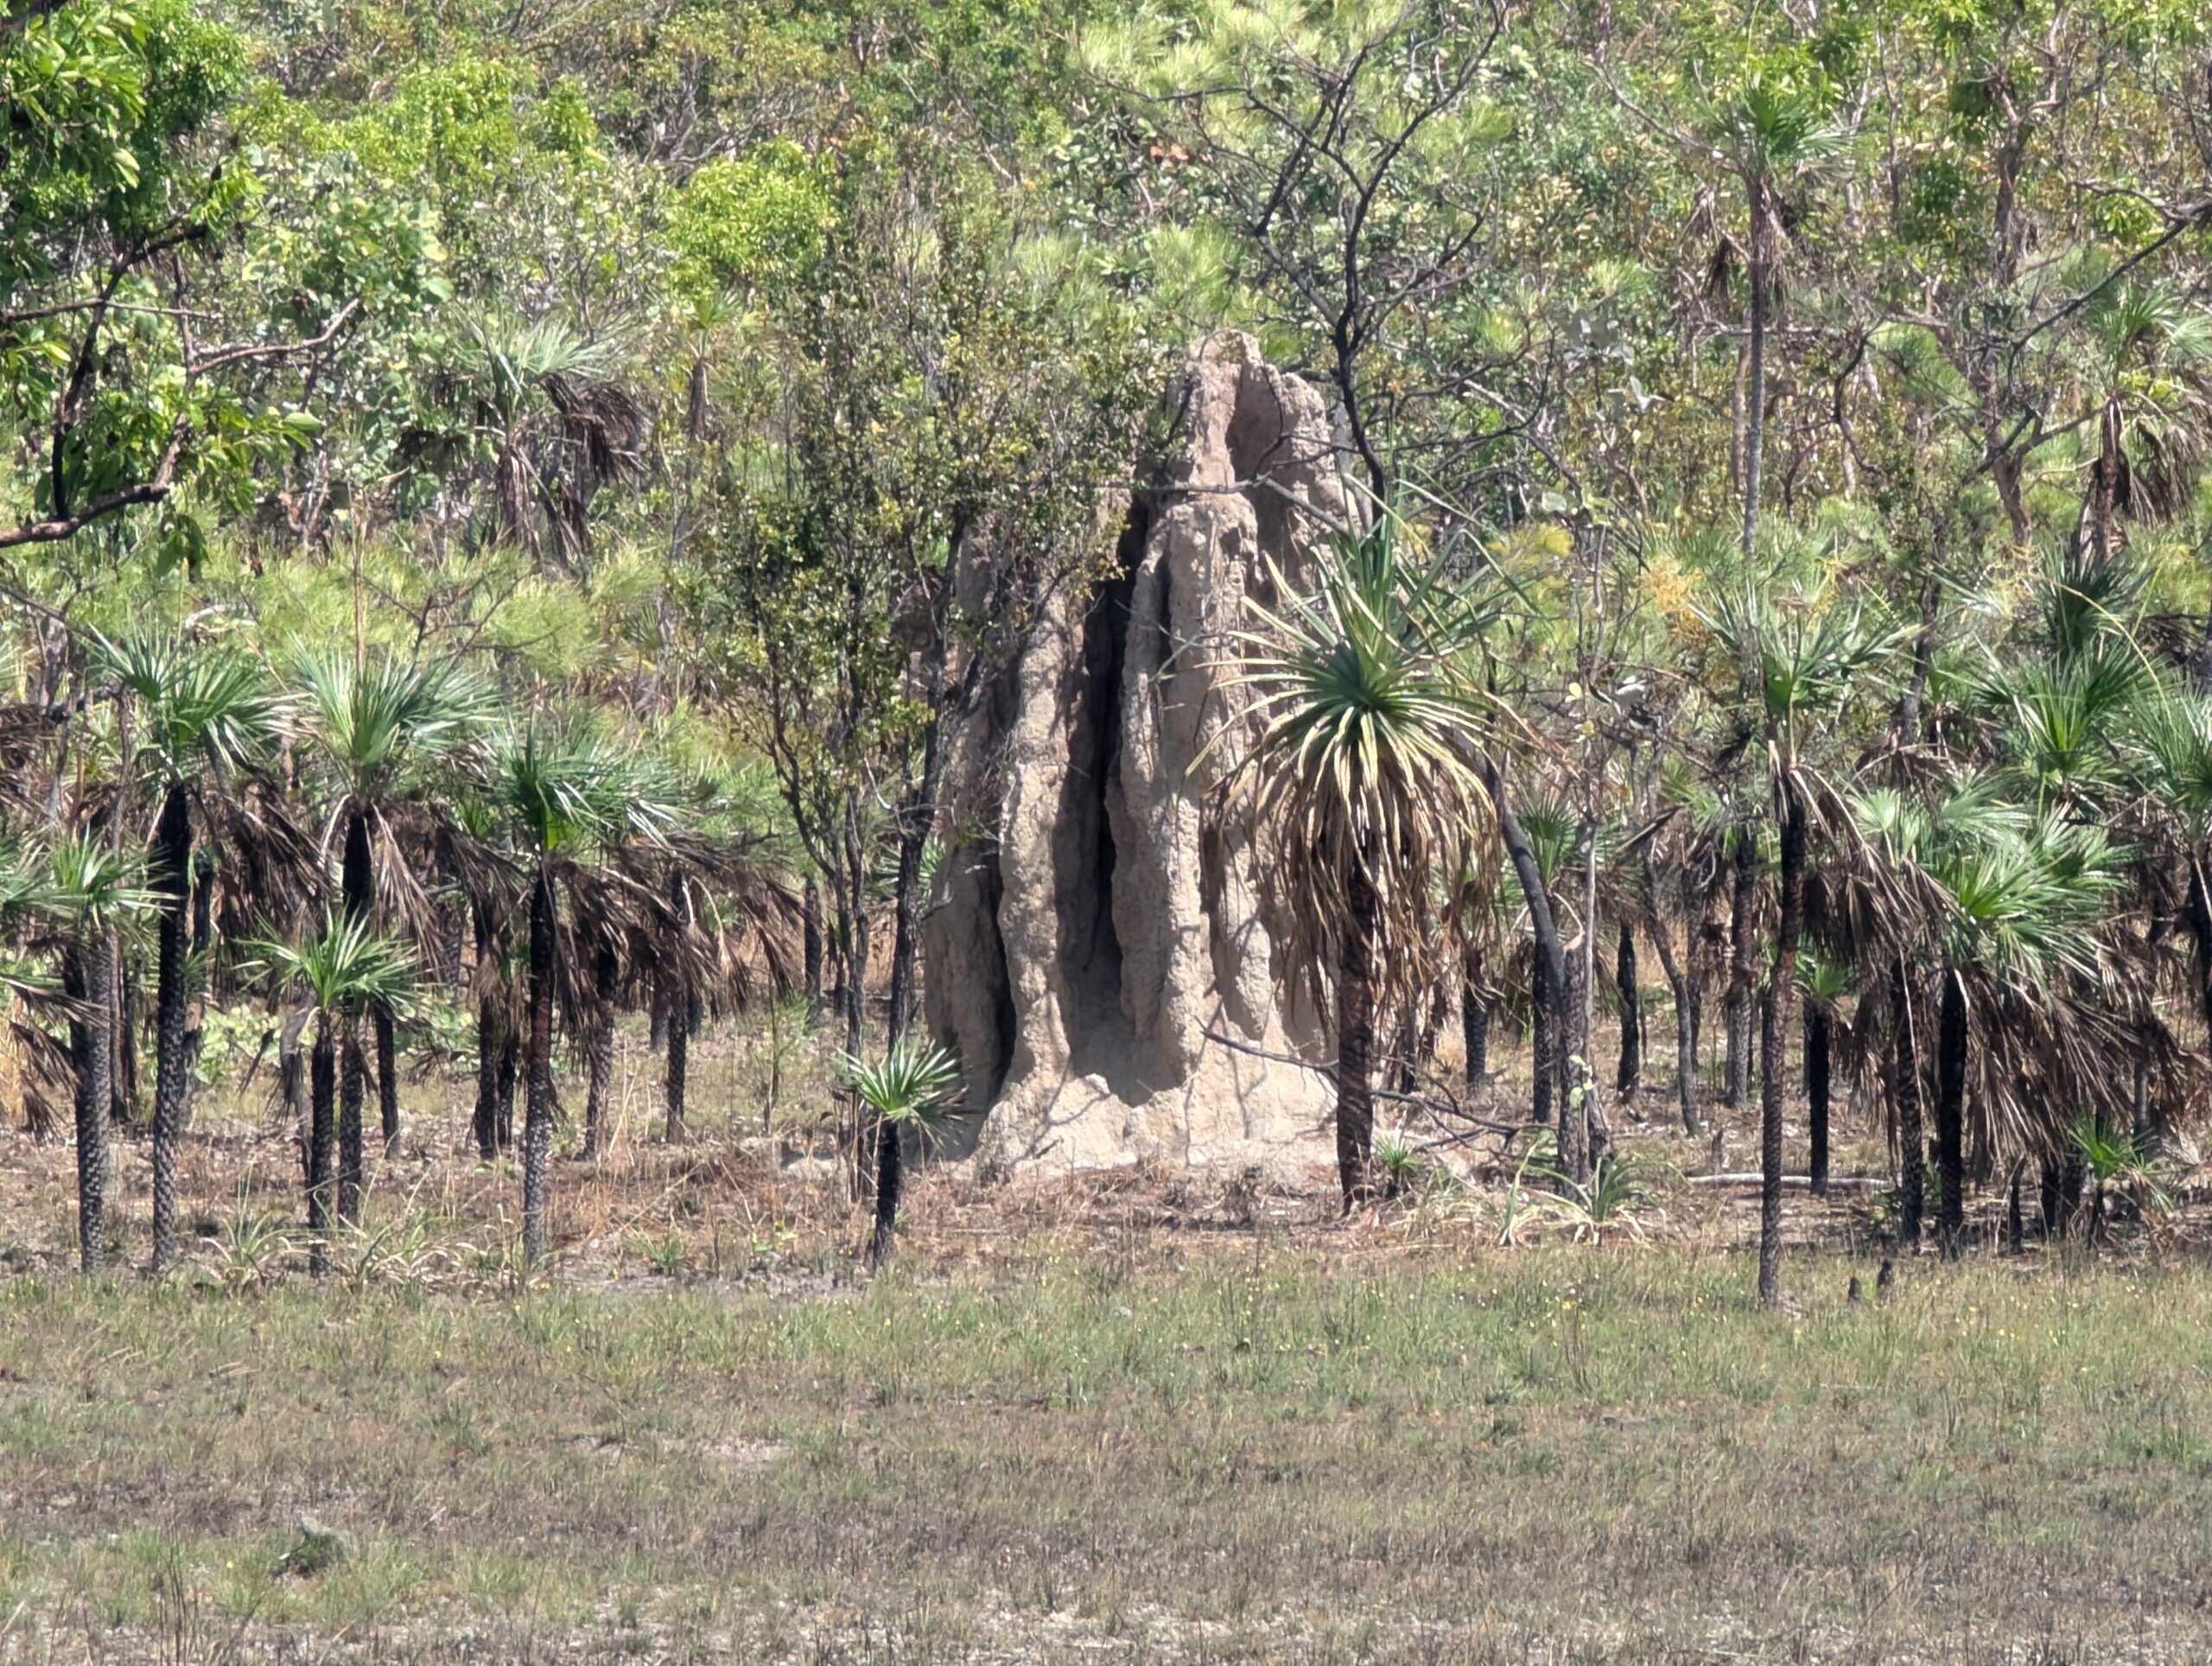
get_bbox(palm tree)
[1704,576,1895,1302]
[252,914,416,1263]
[96,632,287,1272]
[41,836,154,1273]
[485,727,678,1262]
[293,650,488,1161]
[843,1036,959,1267]
[1226,510,1503,1208]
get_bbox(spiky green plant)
[842,1036,959,1267]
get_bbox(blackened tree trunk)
[1936,966,1968,1256]
[521,866,557,1262]
[338,1027,365,1226]
[472,897,506,1160]
[308,1018,336,1274]
[1806,1001,1832,1199]
[582,939,617,1159]
[1726,830,1755,1115]
[1558,926,1591,1181]
[1613,922,1642,1103]
[149,784,193,1273]
[664,991,690,1141]
[1891,959,1924,1250]
[340,807,377,1189]
[1334,856,1378,1209]
[67,940,113,1274]
[374,1006,400,1155]
[886,709,944,1050]
[1758,789,1805,1307]
[870,1118,904,1265]
[1460,944,1491,1087]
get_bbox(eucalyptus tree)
[483,727,679,1262]
[253,915,416,1258]
[1227,511,1503,1206]
[93,631,289,1272]
[293,650,488,1157]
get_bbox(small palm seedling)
[1374,1135,1426,1201]
[2069,1111,2172,1243]
[1530,1148,1668,1246]
[841,1037,959,1267]
[206,1195,294,1295]
[249,914,416,1268]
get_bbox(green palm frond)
[248,912,417,1019]
[93,629,286,782]
[47,834,156,931]
[840,1037,960,1132]
[292,650,492,796]
[491,726,681,857]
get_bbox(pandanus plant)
[253,914,416,1262]
[95,630,289,1272]
[483,726,678,1262]
[292,649,489,1159]
[1224,508,1504,1209]
[843,1036,960,1267]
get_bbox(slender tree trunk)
[374,1006,400,1155]
[1647,913,1699,1137]
[1936,966,1968,1256]
[1531,949,1555,1126]
[67,940,113,1275]
[886,709,944,1050]
[1558,925,1591,1182]
[149,785,193,1274]
[1335,855,1378,1208]
[1460,944,1491,1087]
[1475,756,1570,1147]
[664,992,689,1142]
[1726,830,1755,1115]
[1806,1002,1832,1199]
[582,940,615,1159]
[521,865,556,1262]
[308,1018,335,1274]
[1758,788,1804,1307]
[803,876,824,1017]
[870,1116,904,1266]
[114,951,136,1126]
[1743,190,1770,561]
[1891,959,1924,1251]
[1613,922,1642,1103]
[338,1027,365,1226]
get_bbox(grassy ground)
[2,1010,2209,1660]
[4,1241,2212,1661]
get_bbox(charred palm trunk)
[149,785,193,1274]
[1557,927,1591,1182]
[803,875,824,1017]
[664,991,690,1141]
[582,939,616,1159]
[1460,944,1491,1087]
[1891,959,1924,1251]
[1334,855,1379,1209]
[1936,966,1968,1256]
[1758,789,1804,1307]
[339,808,375,1193]
[1806,1002,1832,1199]
[521,865,557,1262]
[67,938,113,1274]
[1613,923,1642,1104]
[337,1025,365,1225]
[374,1006,399,1154]
[870,1119,905,1266]
[472,898,505,1160]
[308,1017,335,1273]
[1725,830,1755,1115]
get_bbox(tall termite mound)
[924,334,1342,1173]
